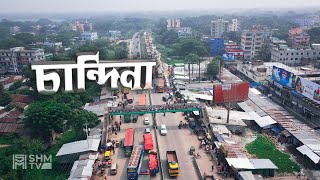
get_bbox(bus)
[143,133,154,151]
[127,145,144,180]
[138,94,146,106]
[124,128,134,156]
[157,79,164,93]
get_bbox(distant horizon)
[1,0,320,14]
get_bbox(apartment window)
[1,53,4,55]
[295,58,298,60]
[292,53,294,55]
[291,58,293,60]
[314,52,316,55]
[25,53,27,55]
[296,53,299,55]
[307,53,309,55]
[287,53,289,55]
[280,58,282,60]
[301,53,303,55]
[280,53,283,56]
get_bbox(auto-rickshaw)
[189,146,195,155]
[105,150,111,160]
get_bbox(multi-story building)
[288,28,310,47]
[270,44,320,66]
[209,38,224,56]
[229,19,239,32]
[224,42,244,59]
[177,27,192,38]
[211,18,229,38]
[0,47,45,74]
[81,32,98,41]
[241,27,266,60]
[167,19,181,30]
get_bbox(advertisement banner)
[271,66,295,88]
[294,76,320,104]
[222,53,235,61]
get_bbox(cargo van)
[110,163,117,175]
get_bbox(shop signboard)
[271,66,295,88]
[294,76,320,104]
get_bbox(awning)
[254,116,277,128]
[297,145,320,164]
[226,158,255,169]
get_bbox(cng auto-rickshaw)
[105,150,111,160]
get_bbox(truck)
[166,151,179,176]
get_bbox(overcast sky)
[1,0,319,13]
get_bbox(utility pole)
[83,122,91,148]
[226,102,231,124]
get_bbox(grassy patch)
[245,134,300,173]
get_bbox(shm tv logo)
[12,154,52,169]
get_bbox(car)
[145,128,151,133]
[160,124,167,136]
[144,117,150,125]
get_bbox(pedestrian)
[118,126,121,131]
[115,132,117,136]
[120,121,122,126]
[212,165,214,171]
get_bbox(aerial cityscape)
[1,0,320,180]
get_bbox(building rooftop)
[56,138,100,157]
[205,107,248,126]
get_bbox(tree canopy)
[0,84,11,106]
[308,27,320,43]
[257,44,271,62]
[24,101,72,140]
[171,38,208,57]
[205,59,220,79]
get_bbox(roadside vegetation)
[245,134,301,173]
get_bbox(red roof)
[0,117,17,123]
[0,109,6,116]
[3,76,25,85]
[143,133,154,151]
[226,48,244,52]
[124,128,134,146]
[149,154,158,170]
[6,108,22,118]
[10,94,33,104]
[0,123,23,133]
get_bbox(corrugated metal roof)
[56,139,100,156]
[249,159,278,169]
[297,145,320,164]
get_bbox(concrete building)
[288,28,310,47]
[271,44,320,66]
[229,19,239,32]
[177,27,192,38]
[209,38,224,56]
[81,32,98,41]
[241,28,265,60]
[224,42,244,59]
[211,18,229,38]
[0,47,45,73]
[167,19,181,29]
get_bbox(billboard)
[213,82,249,103]
[271,66,295,88]
[222,53,235,61]
[294,76,320,104]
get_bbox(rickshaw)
[105,150,111,160]
[189,146,195,155]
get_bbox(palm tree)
[184,53,200,83]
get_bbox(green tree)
[307,27,320,43]
[53,94,83,109]
[8,80,23,91]
[205,59,220,79]
[257,44,271,62]
[114,46,128,59]
[184,53,200,83]
[68,109,99,137]
[24,101,71,140]
[172,38,208,57]
[0,83,11,106]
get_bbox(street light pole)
[83,122,91,148]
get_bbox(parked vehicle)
[132,115,138,123]
[166,151,179,176]
[110,163,118,175]
[160,124,167,135]
[189,118,196,129]
[145,128,151,134]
